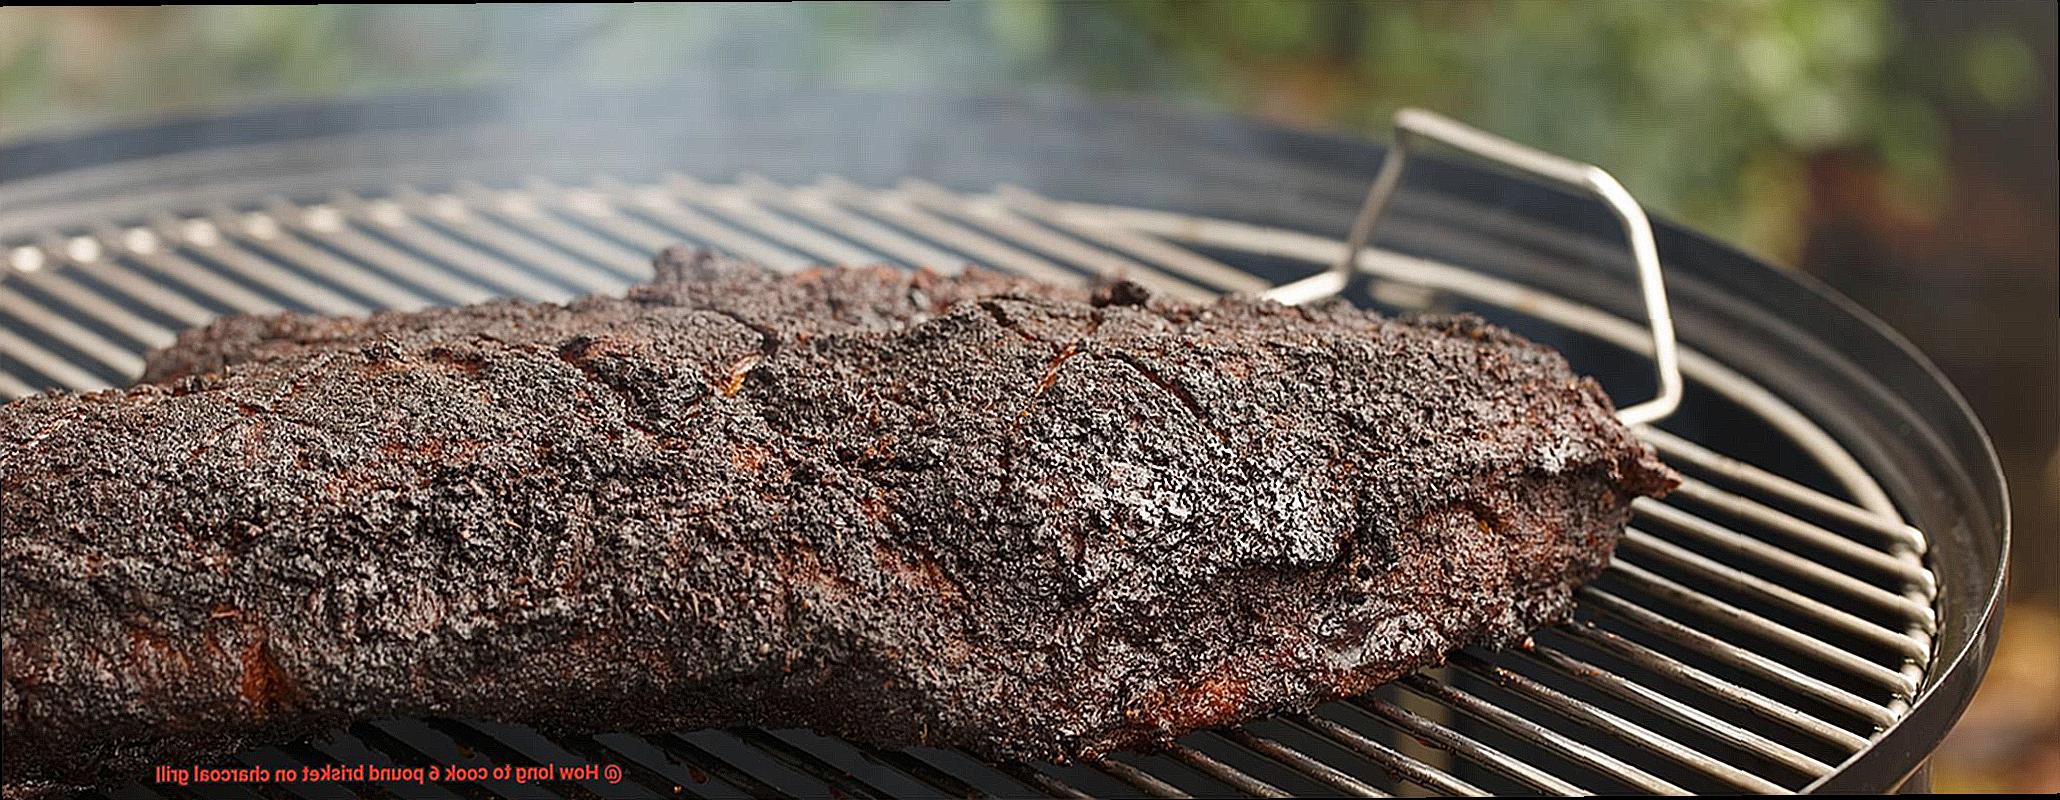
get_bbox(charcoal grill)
[0,85,2007,796]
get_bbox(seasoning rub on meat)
[1,248,1675,798]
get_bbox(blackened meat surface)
[1,248,1674,798]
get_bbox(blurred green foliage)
[1101,0,1931,255]
[0,2,2042,261]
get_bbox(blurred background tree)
[2,1,2054,791]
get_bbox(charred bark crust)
[1,248,1674,798]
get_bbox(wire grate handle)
[1335,109,1683,426]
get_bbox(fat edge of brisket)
[0,249,1676,798]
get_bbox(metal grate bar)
[1287,713,1487,797]
[57,237,217,327]
[824,181,1082,285]
[333,193,576,304]
[153,214,368,316]
[12,265,177,351]
[0,282,147,377]
[266,198,500,307]
[389,188,629,295]
[521,179,703,274]
[1561,620,1872,749]
[898,181,1213,301]
[271,743,383,800]
[341,723,495,800]
[1162,744,1287,798]
[0,360,38,397]
[1449,652,1788,793]
[552,736,721,799]
[1400,674,1687,794]
[1636,500,1934,624]
[856,748,1007,799]
[32,234,190,338]
[995,186,1271,295]
[1576,587,1895,728]
[724,729,902,800]
[437,193,677,299]
[1639,427,1926,554]
[992,764,1092,800]
[1221,731,1387,798]
[650,729,828,799]
[760,731,988,800]
[1620,529,1926,660]
[101,223,289,315]
[651,175,882,267]
[451,184,651,280]
[447,720,649,800]
[0,288,104,391]
[624,175,823,269]
[1087,757,1189,798]
[354,720,543,800]
[1668,477,1932,588]
[1355,696,1586,796]
[1518,644,1834,779]
[739,176,964,270]
[582,732,762,800]
[0,314,120,391]
[211,206,434,312]
[8,263,176,350]
[1604,560,1915,694]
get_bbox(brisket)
[1,248,1675,798]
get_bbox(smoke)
[360,3,1284,207]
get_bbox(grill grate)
[3,174,1937,797]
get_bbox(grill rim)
[1605,194,2010,795]
[0,86,2010,794]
